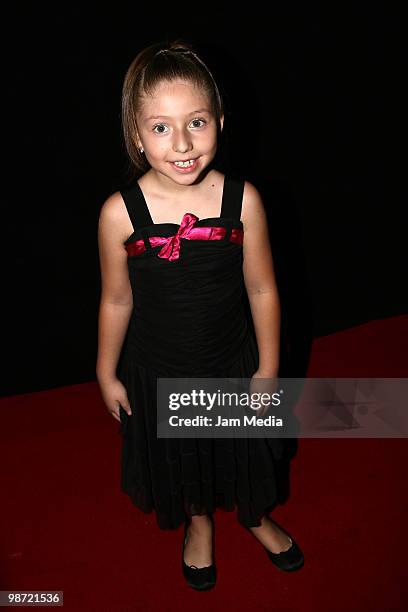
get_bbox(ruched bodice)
[121,176,250,376]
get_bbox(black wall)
[3,4,406,395]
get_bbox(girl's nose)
[172,129,193,155]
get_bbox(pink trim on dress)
[125,212,243,260]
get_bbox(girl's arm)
[96,192,133,384]
[241,182,281,377]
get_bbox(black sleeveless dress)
[116,174,284,530]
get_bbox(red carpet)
[1,314,407,611]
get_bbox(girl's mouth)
[170,158,200,173]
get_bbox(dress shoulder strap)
[220,175,245,222]
[119,182,154,231]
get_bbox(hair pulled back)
[121,39,224,178]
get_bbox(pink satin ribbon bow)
[155,213,199,261]
[124,213,243,260]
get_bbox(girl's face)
[136,79,223,184]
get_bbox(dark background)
[3,4,406,395]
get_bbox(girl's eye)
[152,124,169,134]
[152,118,207,134]
[190,118,206,128]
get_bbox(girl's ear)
[220,115,224,132]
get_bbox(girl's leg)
[247,514,292,554]
[183,514,214,568]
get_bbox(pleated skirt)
[117,332,285,530]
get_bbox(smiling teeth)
[174,159,195,167]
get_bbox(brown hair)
[121,39,224,179]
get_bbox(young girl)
[96,39,304,590]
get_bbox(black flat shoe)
[181,519,217,590]
[264,534,304,572]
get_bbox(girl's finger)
[110,410,121,422]
[118,401,132,416]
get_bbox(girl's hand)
[98,376,132,422]
[249,369,279,418]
